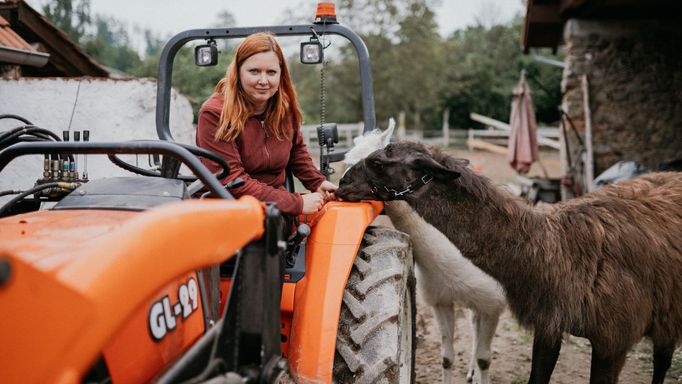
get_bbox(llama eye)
[369,159,384,169]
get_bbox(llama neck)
[385,201,476,275]
[406,176,546,279]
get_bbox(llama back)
[547,171,682,348]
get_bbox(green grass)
[668,350,682,381]
[633,341,682,381]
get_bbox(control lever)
[196,178,246,199]
[285,223,310,267]
[82,130,90,181]
[225,178,245,189]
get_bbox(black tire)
[333,226,416,384]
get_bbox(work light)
[300,39,323,64]
[195,39,218,66]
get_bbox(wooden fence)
[301,123,469,150]
[301,113,561,153]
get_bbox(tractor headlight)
[195,40,218,66]
[300,40,323,64]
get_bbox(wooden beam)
[527,4,562,23]
[581,74,594,192]
[469,112,562,150]
[466,139,508,155]
[560,0,590,13]
[470,112,510,131]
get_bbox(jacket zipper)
[261,120,270,167]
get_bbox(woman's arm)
[288,123,328,192]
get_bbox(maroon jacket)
[196,94,326,215]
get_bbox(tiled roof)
[0,14,34,52]
[0,0,108,76]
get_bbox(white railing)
[300,113,561,153]
[467,112,561,152]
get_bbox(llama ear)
[380,118,396,147]
[413,154,461,180]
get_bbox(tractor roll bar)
[0,141,232,199]
[156,24,375,142]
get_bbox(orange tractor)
[0,7,415,384]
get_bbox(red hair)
[214,32,302,142]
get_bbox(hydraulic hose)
[0,126,73,162]
[0,126,61,145]
[0,182,79,217]
[0,189,23,197]
[0,114,33,125]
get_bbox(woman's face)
[239,50,281,111]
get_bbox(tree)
[130,10,238,119]
[440,17,562,129]
[82,15,141,73]
[393,0,444,131]
[42,0,91,43]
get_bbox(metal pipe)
[0,46,49,67]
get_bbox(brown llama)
[335,141,682,384]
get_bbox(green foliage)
[42,0,91,42]
[441,17,563,129]
[172,47,230,116]
[130,45,232,118]
[393,1,443,130]
[81,15,141,73]
[671,350,682,380]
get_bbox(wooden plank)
[528,4,562,23]
[582,74,594,192]
[466,139,508,155]
[467,129,561,150]
[470,112,511,131]
[469,113,561,149]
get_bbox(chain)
[319,59,326,127]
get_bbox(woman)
[197,32,336,215]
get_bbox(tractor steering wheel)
[108,142,229,182]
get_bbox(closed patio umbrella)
[507,72,539,174]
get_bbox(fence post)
[467,129,473,151]
[442,109,450,147]
[397,111,406,140]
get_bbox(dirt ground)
[407,148,682,384]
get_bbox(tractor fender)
[0,196,265,384]
[287,200,383,383]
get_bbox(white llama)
[343,120,506,384]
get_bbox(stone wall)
[562,19,682,182]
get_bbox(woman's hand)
[316,180,338,201]
[301,182,337,214]
[302,192,325,214]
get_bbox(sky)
[26,0,525,53]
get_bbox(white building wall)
[0,77,195,201]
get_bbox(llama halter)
[362,159,433,198]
